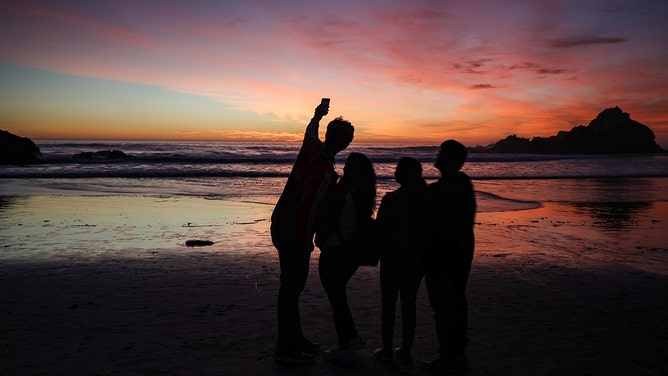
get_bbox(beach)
[2,0,668,370]
[1,195,667,375]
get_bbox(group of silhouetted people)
[270,100,476,375]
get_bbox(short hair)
[325,117,354,154]
[435,139,467,173]
[395,157,423,185]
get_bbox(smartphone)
[321,98,330,105]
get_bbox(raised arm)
[305,101,330,140]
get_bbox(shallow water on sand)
[0,196,273,261]
[1,194,666,276]
[475,201,668,274]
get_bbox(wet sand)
[1,196,667,375]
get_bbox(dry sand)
[1,197,667,375]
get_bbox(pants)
[276,249,311,350]
[318,248,359,349]
[425,267,471,361]
[380,262,423,349]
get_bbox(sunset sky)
[1,0,667,147]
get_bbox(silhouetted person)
[420,140,476,375]
[270,100,354,366]
[315,152,377,365]
[373,157,426,366]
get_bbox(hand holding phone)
[316,98,330,117]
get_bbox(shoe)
[349,336,367,351]
[299,336,321,355]
[421,357,448,374]
[453,353,470,373]
[323,347,356,365]
[394,346,413,367]
[421,356,468,375]
[373,346,393,364]
[273,347,314,367]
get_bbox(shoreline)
[1,196,667,375]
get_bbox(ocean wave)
[40,155,301,164]
[0,169,288,179]
[3,141,667,180]
[2,169,667,180]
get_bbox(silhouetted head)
[435,139,467,174]
[341,152,377,218]
[395,157,424,187]
[324,117,354,155]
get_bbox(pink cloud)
[1,2,155,49]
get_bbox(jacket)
[270,119,337,253]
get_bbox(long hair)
[340,152,377,218]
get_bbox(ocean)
[1,140,667,211]
[1,139,667,260]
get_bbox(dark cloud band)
[550,37,626,48]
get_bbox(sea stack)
[486,107,663,154]
[0,129,43,165]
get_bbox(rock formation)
[185,240,214,247]
[485,107,664,154]
[72,150,134,160]
[0,130,43,165]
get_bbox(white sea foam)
[1,141,667,212]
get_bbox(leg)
[399,272,423,349]
[276,249,310,351]
[319,249,359,349]
[425,272,470,370]
[379,264,400,349]
[425,274,453,361]
[451,268,471,363]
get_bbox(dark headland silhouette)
[0,129,43,165]
[479,107,664,154]
[0,129,136,165]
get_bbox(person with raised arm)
[270,99,355,366]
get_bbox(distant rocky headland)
[0,130,136,165]
[479,107,664,154]
[0,130,43,165]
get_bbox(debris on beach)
[185,240,214,247]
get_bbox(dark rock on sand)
[0,129,43,165]
[185,240,214,247]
